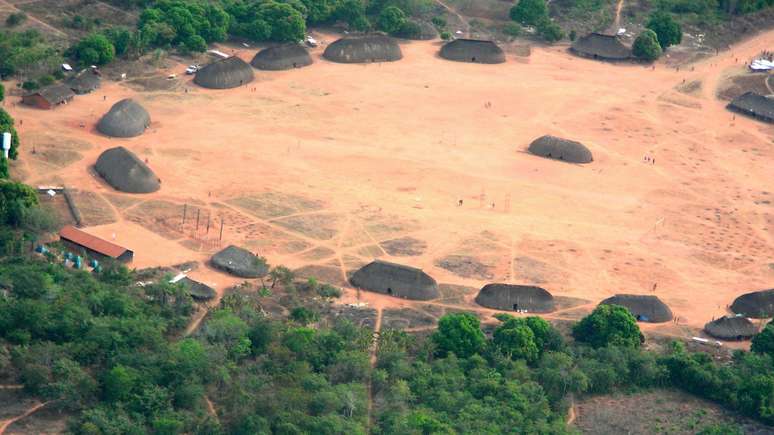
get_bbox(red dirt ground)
[7,30,774,342]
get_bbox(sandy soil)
[7,30,774,340]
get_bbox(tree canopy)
[70,33,116,66]
[431,312,485,358]
[572,304,643,348]
[646,10,683,49]
[510,0,548,26]
[633,29,663,61]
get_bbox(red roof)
[59,225,129,258]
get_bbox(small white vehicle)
[305,35,318,47]
[185,65,199,75]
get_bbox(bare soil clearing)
[8,30,774,341]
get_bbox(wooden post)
[219,219,224,241]
[182,203,187,229]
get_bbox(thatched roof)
[95,146,160,194]
[210,245,268,278]
[704,315,758,340]
[180,277,216,301]
[25,84,75,105]
[323,34,402,64]
[194,56,254,89]
[571,33,631,60]
[251,44,313,71]
[97,99,150,138]
[349,260,438,300]
[475,283,555,313]
[439,39,505,64]
[66,70,101,94]
[528,135,593,163]
[727,92,774,123]
[394,20,437,40]
[731,289,774,318]
[600,294,672,323]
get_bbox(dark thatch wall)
[571,33,631,61]
[727,92,774,123]
[251,44,313,71]
[527,135,593,163]
[731,289,774,318]
[181,277,216,301]
[194,57,254,89]
[349,260,438,300]
[97,99,150,138]
[475,283,555,312]
[323,34,402,64]
[439,39,505,64]
[704,316,758,340]
[211,245,268,278]
[600,294,673,323]
[67,70,101,94]
[95,146,160,194]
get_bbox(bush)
[569,29,577,41]
[432,313,485,358]
[502,22,522,37]
[537,18,564,42]
[0,83,4,102]
[21,80,37,91]
[646,11,682,49]
[395,20,422,38]
[377,6,407,34]
[37,74,54,86]
[510,0,548,26]
[71,33,115,65]
[0,156,7,179]
[572,304,643,348]
[431,16,446,30]
[440,31,451,40]
[6,12,26,27]
[752,321,774,356]
[633,29,663,61]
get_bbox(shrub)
[572,304,643,348]
[37,74,54,86]
[646,11,682,49]
[632,29,663,61]
[0,83,4,102]
[510,0,548,26]
[440,31,451,40]
[396,20,422,38]
[22,80,38,91]
[537,18,564,42]
[432,313,485,358]
[377,6,407,34]
[569,29,577,41]
[431,16,446,30]
[502,22,522,37]
[6,12,26,27]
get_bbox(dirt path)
[612,0,625,31]
[0,385,22,390]
[204,395,217,419]
[0,0,68,38]
[0,401,49,435]
[566,396,577,425]
[433,0,470,37]
[366,307,384,433]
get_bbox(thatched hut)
[180,277,216,301]
[194,56,254,89]
[95,146,160,194]
[599,294,673,323]
[251,44,313,70]
[731,289,774,318]
[527,135,593,163]
[726,92,774,123]
[97,99,150,138]
[704,316,758,340]
[349,260,438,300]
[475,283,555,313]
[571,33,631,61]
[66,69,101,94]
[439,39,505,64]
[21,84,74,109]
[210,245,268,278]
[323,34,402,63]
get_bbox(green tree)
[646,11,682,49]
[510,0,548,26]
[290,306,319,325]
[0,180,38,226]
[0,157,7,179]
[632,29,663,61]
[104,365,137,402]
[377,6,407,34]
[493,319,538,362]
[536,18,564,42]
[0,108,19,159]
[103,27,132,56]
[432,313,485,358]
[572,304,642,348]
[752,321,774,356]
[0,82,4,102]
[258,2,306,42]
[6,12,27,27]
[72,33,116,65]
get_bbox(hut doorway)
[512,303,518,310]
[471,57,476,62]
[387,288,393,295]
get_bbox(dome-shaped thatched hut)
[96,99,150,138]
[704,316,757,340]
[439,39,505,64]
[731,289,774,318]
[251,44,313,70]
[394,20,437,40]
[727,92,774,123]
[95,146,160,194]
[194,56,254,89]
[66,69,101,94]
[475,283,555,313]
[600,294,672,323]
[180,277,216,301]
[349,260,438,300]
[527,135,593,163]
[571,33,631,61]
[210,245,268,278]
[323,34,402,63]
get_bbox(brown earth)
[6,30,774,345]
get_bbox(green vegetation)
[70,33,116,66]
[633,29,663,61]
[572,304,643,348]
[5,12,27,27]
[0,108,20,160]
[646,10,683,49]
[510,0,549,26]
[377,6,407,34]
[751,320,774,356]
[537,18,565,42]
[431,312,485,358]
[0,30,62,82]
